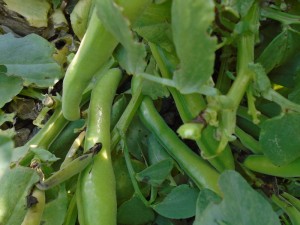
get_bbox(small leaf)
[0,73,23,108]
[221,0,255,18]
[152,184,199,219]
[172,0,217,93]
[259,113,300,166]
[249,63,272,95]
[96,0,147,74]
[0,167,39,225]
[136,159,173,187]
[31,148,60,163]
[117,196,155,225]
[194,171,280,225]
[147,134,172,165]
[0,33,62,87]
[0,110,15,126]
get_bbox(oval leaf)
[136,159,173,187]
[117,196,155,225]
[259,113,300,166]
[152,184,199,219]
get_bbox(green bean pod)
[62,8,117,121]
[243,155,300,178]
[77,68,122,225]
[21,188,45,225]
[62,0,151,121]
[139,97,221,195]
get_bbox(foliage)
[1,0,300,225]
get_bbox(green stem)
[122,132,149,206]
[111,85,143,151]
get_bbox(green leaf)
[0,167,39,225]
[125,116,150,161]
[0,33,62,87]
[130,58,169,100]
[31,147,60,163]
[0,73,23,108]
[257,29,300,75]
[96,0,147,74]
[221,0,255,18]
[133,1,174,53]
[259,113,300,166]
[147,134,172,165]
[171,0,217,94]
[117,196,155,225]
[194,189,222,223]
[136,159,173,187]
[152,184,199,219]
[0,135,14,178]
[154,215,174,225]
[194,170,280,225]
[249,63,272,95]
[41,185,68,225]
[0,110,15,126]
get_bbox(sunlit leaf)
[0,33,62,87]
[171,0,217,93]
[0,167,39,225]
[95,0,147,74]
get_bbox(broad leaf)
[95,0,147,74]
[171,0,217,93]
[152,184,199,219]
[0,33,62,87]
[0,73,23,108]
[259,113,300,166]
[194,170,280,225]
[0,167,39,225]
[133,0,174,53]
[136,159,173,187]
[117,196,155,225]
[41,185,68,225]
[0,135,14,178]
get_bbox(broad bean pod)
[77,68,122,225]
[139,96,221,195]
[243,155,300,177]
[62,0,150,121]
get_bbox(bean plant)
[1,0,300,224]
